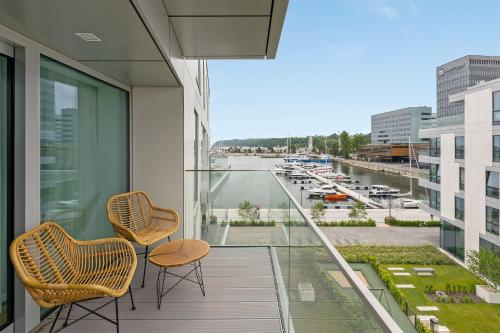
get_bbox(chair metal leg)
[49,305,63,333]
[129,286,136,311]
[115,298,120,333]
[63,303,73,327]
[195,261,206,296]
[141,245,149,288]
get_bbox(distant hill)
[212,131,371,155]
[212,134,337,150]
[212,133,370,154]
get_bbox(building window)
[429,164,441,184]
[429,190,440,211]
[493,91,500,125]
[480,238,500,254]
[430,137,441,157]
[455,136,464,159]
[440,221,465,261]
[40,56,129,242]
[494,136,500,162]
[486,206,499,236]
[459,167,465,191]
[0,53,13,330]
[455,196,464,221]
[486,171,499,199]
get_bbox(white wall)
[464,88,494,251]
[131,87,185,238]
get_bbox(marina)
[217,155,430,213]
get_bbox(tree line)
[213,131,370,156]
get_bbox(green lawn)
[382,264,500,333]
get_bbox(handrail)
[270,170,404,333]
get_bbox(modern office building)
[371,107,434,144]
[437,55,500,126]
[419,79,500,262]
[0,1,403,333]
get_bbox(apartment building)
[0,1,298,332]
[419,79,500,262]
[437,55,500,126]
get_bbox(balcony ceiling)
[0,0,179,86]
[162,0,288,59]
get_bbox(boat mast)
[409,136,413,198]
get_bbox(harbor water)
[214,155,428,209]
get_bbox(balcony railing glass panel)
[185,170,403,333]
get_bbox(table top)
[148,239,210,268]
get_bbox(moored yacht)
[307,184,337,197]
[368,185,400,197]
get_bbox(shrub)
[229,220,275,227]
[461,295,473,303]
[209,215,218,224]
[348,201,367,221]
[384,217,440,227]
[424,284,436,294]
[467,248,500,287]
[310,201,326,223]
[316,219,376,227]
[238,200,258,223]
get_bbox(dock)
[297,167,382,208]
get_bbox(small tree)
[311,202,326,224]
[467,249,500,287]
[348,201,368,221]
[238,200,257,223]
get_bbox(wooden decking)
[35,247,282,333]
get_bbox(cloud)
[366,0,399,19]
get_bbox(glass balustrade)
[185,170,402,333]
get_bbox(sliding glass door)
[40,57,129,242]
[0,53,13,330]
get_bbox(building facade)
[0,1,289,332]
[419,79,500,262]
[437,55,500,126]
[371,107,434,144]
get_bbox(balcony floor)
[36,247,282,333]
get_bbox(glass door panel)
[0,52,13,330]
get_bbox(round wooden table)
[149,239,210,309]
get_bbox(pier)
[296,167,382,208]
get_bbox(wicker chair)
[10,222,137,333]
[107,191,179,287]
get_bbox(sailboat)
[390,137,423,208]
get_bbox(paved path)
[320,226,439,246]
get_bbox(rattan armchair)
[10,222,137,333]
[107,191,179,287]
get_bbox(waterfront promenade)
[333,158,427,179]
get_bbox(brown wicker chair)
[10,222,137,333]
[107,191,179,287]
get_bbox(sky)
[209,0,500,142]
